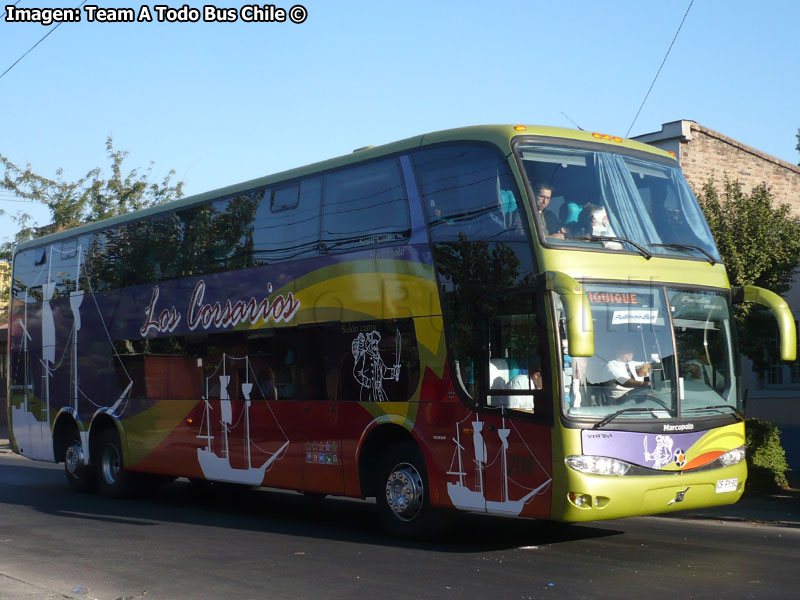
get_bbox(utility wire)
[1,1,23,22]
[626,0,694,138]
[0,0,88,83]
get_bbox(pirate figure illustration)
[352,330,401,402]
[643,434,674,469]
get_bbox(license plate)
[715,478,738,493]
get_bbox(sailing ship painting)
[10,283,54,461]
[196,354,289,485]
[10,243,132,462]
[447,412,551,517]
[10,241,289,487]
[12,246,73,461]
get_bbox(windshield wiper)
[592,407,666,429]
[649,243,717,265]
[684,404,741,417]
[568,235,653,259]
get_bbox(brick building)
[634,120,800,429]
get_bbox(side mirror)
[546,271,594,357]
[732,285,797,362]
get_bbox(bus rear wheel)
[64,436,94,493]
[376,444,446,539]
[95,428,135,498]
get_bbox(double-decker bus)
[6,125,795,537]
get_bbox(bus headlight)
[566,455,632,476]
[718,445,745,466]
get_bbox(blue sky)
[1,0,799,242]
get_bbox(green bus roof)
[15,124,674,252]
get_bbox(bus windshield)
[516,142,721,263]
[562,284,738,422]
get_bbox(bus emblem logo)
[668,487,691,505]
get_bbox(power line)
[1,1,23,22]
[0,0,88,83]
[626,0,694,138]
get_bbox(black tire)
[64,434,95,493]
[375,443,448,539]
[94,428,136,498]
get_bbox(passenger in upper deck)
[568,203,622,249]
[530,183,562,238]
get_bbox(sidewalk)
[0,425,797,527]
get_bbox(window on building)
[766,319,800,387]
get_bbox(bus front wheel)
[376,444,445,539]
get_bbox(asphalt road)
[1,451,798,600]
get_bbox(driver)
[606,345,651,402]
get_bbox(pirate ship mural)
[447,411,552,516]
[196,353,289,485]
[11,242,140,460]
[8,240,298,482]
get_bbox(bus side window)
[321,159,410,252]
[412,144,526,243]
[486,307,543,414]
[253,178,322,264]
[294,326,336,401]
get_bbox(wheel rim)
[385,462,423,522]
[101,444,120,485]
[65,442,83,479]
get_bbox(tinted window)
[176,193,259,277]
[113,335,206,399]
[253,177,322,263]
[413,144,540,405]
[321,158,410,252]
[413,144,527,243]
[486,296,546,414]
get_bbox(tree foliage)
[0,136,184,261]
[697,177,800,373]
[745,418,789,489]
[0,137,184,318]
[796,128,800,166]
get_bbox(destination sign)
[586,291,655,307]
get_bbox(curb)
[666,512,800,529]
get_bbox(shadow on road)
[0,459,623,551]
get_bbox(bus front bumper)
[550,461,747,522]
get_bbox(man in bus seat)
[530,183,562,238]
[606,345,652,402]
[506,355,542,411]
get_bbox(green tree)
[0,136,184,261]
[697,176,800,374]
[0,137,184,314]
[796,128,800,166]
